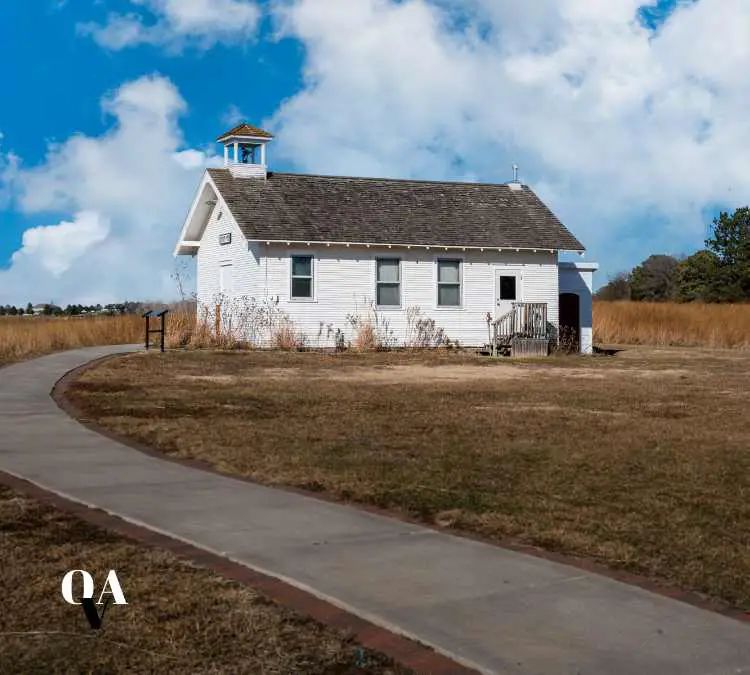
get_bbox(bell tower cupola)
[217,123,274,179]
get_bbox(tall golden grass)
[0,310,202,366]
[0,315,145,366]
[593,301,750,349]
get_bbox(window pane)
[438,284,460,307]
[499,276,517,300]
[292,256,312,277]
[377,259,400,283]
[377,283,400,306]
[438,260,460,283]
[292,277,312,298]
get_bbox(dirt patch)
[176,374,237,384]
[328,363,530,384]
[473,404,629,417]
[537,366,693,379]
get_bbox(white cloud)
[269,0,750,278]
[11,211,110,277]
[0,75,208,305]
[221,104,247,128]
[79,0,261,52]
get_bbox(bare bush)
[346,297,397,351]
[406,306,447,348]
[551,326,579,355]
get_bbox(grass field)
[0,486,408,674]
[0,315,143,366]
[65,347,750,610]
[593,300,750,348]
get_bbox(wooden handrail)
[492,302,548,344]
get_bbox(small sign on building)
[219,232,232,245]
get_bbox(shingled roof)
[207,169,585,252]
[216,124,274,141]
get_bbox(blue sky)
[0,1,302,268]
[0,0,747,305]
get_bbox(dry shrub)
[405,306,447,349]
[551,326,579,355]
[594,301,750,349]
[273,318,305,350]
[164,309,197,349]
[346,298,396,351]
[354,322,377,351]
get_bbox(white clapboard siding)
[196,198,260,324]
[198,238,560,348]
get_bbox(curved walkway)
[2,346,750,675]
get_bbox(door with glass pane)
[495,270,521,320]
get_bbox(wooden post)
[215,304,221,340]
[144,313,150,350]
[160,311,166,353]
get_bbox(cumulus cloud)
[221,104,248,128]
[269,0,750,277]
[5,0,749,305]
[79,0,261,52]
[11,211,110,278]
[0,75,208,305]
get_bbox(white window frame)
[374,257,402,309]
[435,258,463,309]
[289,253,316,302]
[497,271,522,303]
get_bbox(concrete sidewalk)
[2,346,750,675]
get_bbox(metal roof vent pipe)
[508,164,523,191]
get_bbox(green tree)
[595,272,631,301]
[630,254,679,302]
[26,302,34,315]
[674,250,722,302]
[705,207,750,300]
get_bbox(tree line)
[596,207,750,302]
[0,302,144,317]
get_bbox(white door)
[218,263,233,334]
[219,263,233,298]
[495,270,522,320]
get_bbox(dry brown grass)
[0,310,213,366]
[66,347,750,610]
[594,301,750,349]
[0,486,408,674]
[0,316,143,366]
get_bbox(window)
[376,258,401,307]
[499,275,517,300]
[291,255,313,299]
[437,259,461,307]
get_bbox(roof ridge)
[264,171,525,190]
